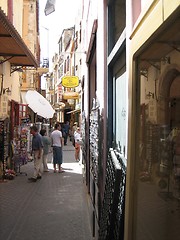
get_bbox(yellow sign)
[63,92,79,100]
[62,76,79,88]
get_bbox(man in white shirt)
[50,123,64,173]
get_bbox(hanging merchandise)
[12,125,29,175]
[172,130,180,199]
[0,118,10,180]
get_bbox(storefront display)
[171,127,180,199]
[0,118,10,179]
[12,125,29,175]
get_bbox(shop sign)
[36,67,49,74]
[62,76,79,88]
[62,92,79,100]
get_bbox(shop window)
[135,62,180,239]
[64,60,66,73]
[79,22,82,43]
[75,31,78,50]
[115,72,128,158]
[108,0,126,53]
[67,56,70,72]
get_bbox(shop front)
[128,5,180,240]
[0,8,38,180]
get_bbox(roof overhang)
[0,7,38,68]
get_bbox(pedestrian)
[71,122,78,146]
[28,125,43,182]
[40,129,51,172]
[63,121,70,145]
[74,127,81,161]
[50,123,64,173]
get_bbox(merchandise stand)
[0,118,10,181]
[12,125,29,176]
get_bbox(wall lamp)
[161,57,170,65]
[140,69,148,78]
[2,87,11,95]
[146,91,154,99]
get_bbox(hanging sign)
[62,76,79,88]
[62,92,79,100]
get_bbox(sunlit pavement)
[0,140,93,240]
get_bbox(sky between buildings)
[39,0,81,70]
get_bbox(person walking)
[28,125,43,182]
[74,127,81,161]
[70,122,78,146]
[51,123,64,173]
[63,121,70,145]
[40,129,51,172]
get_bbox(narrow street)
[0,140,93,240]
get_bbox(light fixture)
[3,87,11,95]
[146,91,154,99]
[140,69,148,78]
[161,57,170,65]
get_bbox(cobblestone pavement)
[0,141,93,240]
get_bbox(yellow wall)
[0,0,7,13]
[130,0,179,54]
[164,0,180,19]
[13,0,23,35]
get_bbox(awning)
[66,109,81,114]
[0,8,38,68]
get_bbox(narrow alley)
[0,141,93,240]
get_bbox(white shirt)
[74,131,81,143]
[51,130,62,147]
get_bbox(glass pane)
[108,0,126,53]
[136,69,180,240]
[115,72,128,158]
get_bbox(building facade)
[127,1,180,239]
[0,0,39,178]
[78,0,180,239]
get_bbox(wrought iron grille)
[99,148,126,240]
[89,103,99,182]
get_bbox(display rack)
[12,125,29,176]
[0,118,10,180]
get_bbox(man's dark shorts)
[53,146,62,164]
